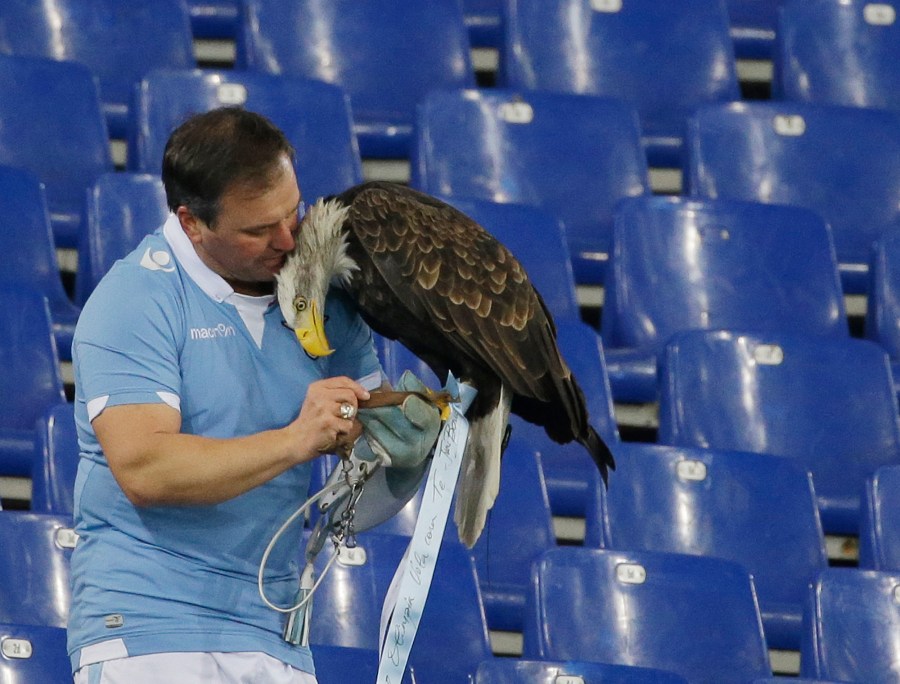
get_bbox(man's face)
[180,155,303,296]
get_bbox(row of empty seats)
[12,73,900,346]
[2,0,898,158]
[1,506,899,683]
[4,45,899,298]
[183,0,787,59]
[6,157,900,529]
[16,365,900,639]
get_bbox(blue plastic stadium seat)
[775,0,900,111]
[305,450,430,539]
[380,320,615,513]
[236,0,475,159]
[186,0,239,39]
[800,568,900,682]
[658,329,900,535]
[602,195,848,403]
[311,645,379,684]
[685,101,900,295]
[435,197,582,324]
[0,512,75,628]
[77,172,169,306]
[129,69,364,202]
[726,0,781,59]
[311,434,554,633]
[0,56,114,249]
[752,680,847,684]
[31,403,79,517]
[384,320,620,519]
[0,286,67,478]
[413,89,651,286]
[859,465,900,571]
[463,0,504,48]
[865,229,900,396]
[0,0,195,140]
[519,320,619,518]
[475,658,689,684]
[309,531,491,683]
[468,439,556,632]
[0,166,81,360]
[522,547,773,684]
[589,443,828,650]
[0,623,70,683]
[501,0,740,169]
[374,195,620,517]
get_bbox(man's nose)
[272,219,296,251]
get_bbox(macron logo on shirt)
[190,323,237,341]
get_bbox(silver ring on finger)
[340,402,356,420]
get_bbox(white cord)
[257,483,336,614]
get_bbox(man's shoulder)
[77,234,187,337]
[95,232,183,295]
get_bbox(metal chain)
[332,457,366,549]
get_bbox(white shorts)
[73,652,318,684]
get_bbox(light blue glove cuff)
[356,370,443,469]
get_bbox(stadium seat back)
[523,547,772,684]
[186,0,239,39]
[596,443,828,649]
[475,658,690,683]
[31,403,79,517]
[413,88,651,285]
[0,0,195,138]
[0,286,66,476]
[0,512,75,628]
[776,0,900,110]
[859,464,900,570]
[604,195,847,350]
[726,0,781,58]
[463,0,504,48]
[77,172,168,305]
[801,568,900,683]
[309,532,490,683]
[0,623,70,683]
[685,101,900,294]
[658,329,900,534]
[129,69,363,201]
[237,0,475,158]
[502,0,740,167]
[601,195,847,402]
[311,645,379,684]
[0,56,113,248]
[0,167,76,309]
[866,229,900,361]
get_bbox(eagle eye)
[293,296,308,314]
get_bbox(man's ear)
[176,206,203,246]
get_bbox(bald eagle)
[276,181,614,547]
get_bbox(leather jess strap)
[359,389,454,413]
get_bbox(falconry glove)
[355,370,443,469]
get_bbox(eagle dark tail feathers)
[580,426,616,487]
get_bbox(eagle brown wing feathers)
[338,182,597,449]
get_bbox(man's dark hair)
[162,107,296,227]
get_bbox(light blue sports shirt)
[67,214,383,674]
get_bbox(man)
[67,108,420,683]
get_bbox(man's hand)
[356,371,443,468]
[291,376,370,458]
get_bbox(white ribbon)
[376,373,476,683]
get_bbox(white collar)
[162,213,275,307]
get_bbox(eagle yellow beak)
[295,300,334,357]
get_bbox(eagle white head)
[276,197,358,357]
